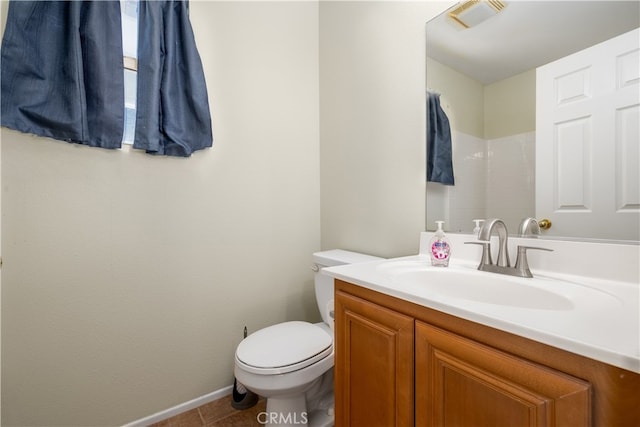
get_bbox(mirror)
[425,1,640,240]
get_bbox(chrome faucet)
[478,218,510,267]
[466,218,552,278]
[518,217,541,237]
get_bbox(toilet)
[234,250,382,427]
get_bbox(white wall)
[447,131,486,232]
[426,57,484,138]
[425,55,537,232]
[485,132,536,232]
[1,0,455,424]
[485,69,536,139]
[320,1,453,258]
[425,57,485,232]
[1,1,320,425]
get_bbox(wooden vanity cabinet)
[334,289,414,426]
[335,279,640,427]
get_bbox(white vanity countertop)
[323,253,640,374]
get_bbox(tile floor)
[149,394,266,427]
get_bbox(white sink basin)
[376,260,623,311]
[323,250,638,373]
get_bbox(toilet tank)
[312,250,383,326]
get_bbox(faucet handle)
[465,241,493,268]
[515,246,553,278]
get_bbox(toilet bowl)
[233,250,381,427]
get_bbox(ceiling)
[426,0,640,84]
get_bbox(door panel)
[536,28,639,240]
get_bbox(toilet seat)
[236,321,333,375]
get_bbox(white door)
[536,28,639,240]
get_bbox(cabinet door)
[335,290,414,427]
[416,321,592,427]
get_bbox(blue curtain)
[1,1,124,148]
[1,0,212,157]
[134,1,212,156]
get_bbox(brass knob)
[538,219,552,230]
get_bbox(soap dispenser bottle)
[430,220,451,267]
[473,219,484,236]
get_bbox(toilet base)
[260,370,334,427]
[264,394,307,426]
[306,368,334,427]
[262,395,334,427]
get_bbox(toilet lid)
[236,321,332,374]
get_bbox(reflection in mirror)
[425,1,639,241]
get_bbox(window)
[1,0,211,156]
[121,0,139,145]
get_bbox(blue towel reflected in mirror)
[427,91,455,185]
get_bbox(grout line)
[197,406,207,426]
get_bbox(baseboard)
[122,384,233,427]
